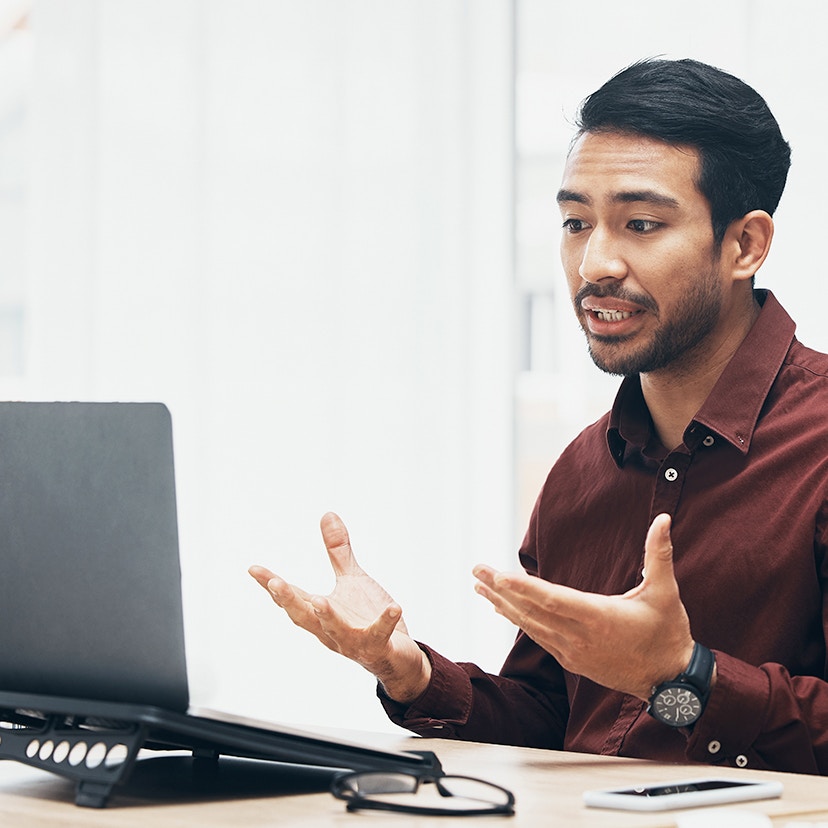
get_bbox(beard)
[575,269,724,377]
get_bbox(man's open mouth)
[593,309,642,322]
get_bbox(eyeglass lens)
[346,772,420,796]
[333,771,514,813]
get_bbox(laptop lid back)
[0,402,189,711]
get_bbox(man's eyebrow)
[555,188,680,209]
[556,188,588,205]
[612,190,680,208]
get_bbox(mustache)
[574,283,659,315]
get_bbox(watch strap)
[678,641,715,699]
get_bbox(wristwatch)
[647,642,715,728]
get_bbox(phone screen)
[618,780,756,797]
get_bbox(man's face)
[557,131,726,377]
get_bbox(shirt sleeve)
[687,504,828,775]
[686,652,828,774]
[377,640,570,748]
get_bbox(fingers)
[474,565,593,622]
[473,565,588,649]
[248,566,290,607]
[312,595,402,645]
[249,560,399,653]
[320,511,363,577]
[250,514,408,671]
[248,564,275,589]
[249,565,317,618]
[249,565,301,604]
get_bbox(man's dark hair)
[575,58,791,244]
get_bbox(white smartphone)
[583,777,783,812]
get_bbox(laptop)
[0,402,441,807]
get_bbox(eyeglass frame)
[330,770,516,817]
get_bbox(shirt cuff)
[377,642,473,737]
[686,650,770,764]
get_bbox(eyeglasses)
[330,771,516,816]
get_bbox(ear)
[722,210,775,282]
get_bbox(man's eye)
[628,219,660,233]
[562,218,586,233]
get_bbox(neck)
[641,296,760,451]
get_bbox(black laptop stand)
[0,691,443,808]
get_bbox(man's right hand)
[248,512,432,704]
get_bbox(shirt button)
[702,435,715,447]
[664,468,679,482]
[707,740,721,754]
[735,754,748,767]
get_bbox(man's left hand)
[472,513,694,700]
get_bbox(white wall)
[23,0,515,732]
[748,1,828,349]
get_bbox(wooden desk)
[2,733,828,826]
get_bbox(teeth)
[595,309,634,321]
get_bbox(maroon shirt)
[381,290,828,775]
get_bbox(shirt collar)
[606,290,796,466]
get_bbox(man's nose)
[578,230,627,283]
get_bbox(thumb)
[320,511,363,577]
[642,513,675,583]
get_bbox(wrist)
[646,641,697,700]
[647,642,715,728]
[375,646,432,705]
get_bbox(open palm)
[250,512,430,702]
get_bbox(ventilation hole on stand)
[26,739,40,758]
[53,741,71,763]
[38,740,54,761]
[105,744,129,767]
[85,742,107,769]
[68,741,88,766]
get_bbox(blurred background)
[1,0,825,734]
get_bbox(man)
[250,59,828,775]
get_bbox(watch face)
[651,685,702,726]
